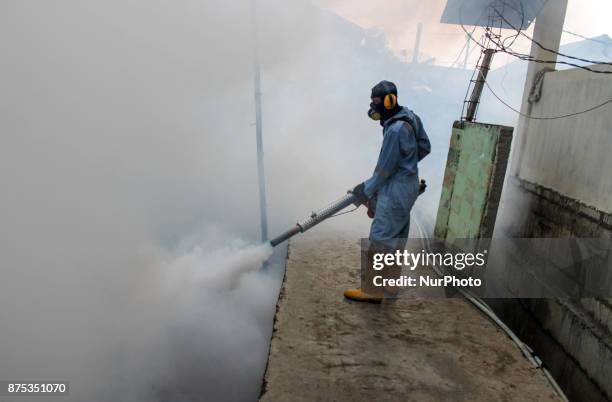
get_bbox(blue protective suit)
[363,107,431,245]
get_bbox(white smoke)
[1,226,276,402]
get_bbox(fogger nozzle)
[269,225,302,247]
[269,180,427,247]
[269,193,358,247]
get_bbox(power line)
[491,6,612,67]
[456,0,612,120]
[458,4,612,74]
[498,48,612,74]
[402,30,471,37]
[461,23,612,74]
[480,70,612,120]
[450,39,469,68]
[562,29,612,46]
[450,25,478,68]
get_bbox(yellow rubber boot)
[343,288,383,303]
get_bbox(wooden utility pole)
[412,23,423,64]
[465,48,495,122]
[251,0,268,242]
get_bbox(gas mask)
[367,102,383,121]
[367,93,398,121]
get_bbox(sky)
[319,0,612,68]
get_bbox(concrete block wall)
[493,178,612,402]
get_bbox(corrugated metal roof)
[440,0,549,30]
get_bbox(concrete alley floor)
[260,232,563,402]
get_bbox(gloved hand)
[366,202,374,218]
[366,193,378,219]
[351,182,368,205]
[419,179,427,195]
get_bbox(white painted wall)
[514,66,612,213]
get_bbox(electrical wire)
[329,206,359,219]
[498,0,524,49]
[450,22,479,68]
[450,40,469,68]
[491,6,612,67]
[562,29,612,60]
[478,70,612,120]
[458,0,612,122]
[459,19,612,74]
[562,29,612,46]
[464,27,612,74]
[457,3,612,74]
[499,49,612,74]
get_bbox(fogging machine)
[270,180,426,247]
